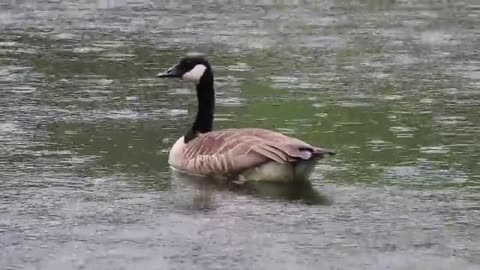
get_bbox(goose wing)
[178,128,334,176]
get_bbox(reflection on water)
[170,171,331,209]
[1,0,480,269]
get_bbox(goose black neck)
[184,70,214,143]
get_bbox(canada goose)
[157,56,335,182]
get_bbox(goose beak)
[157,64,182,78]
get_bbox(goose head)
[157,56,212,84]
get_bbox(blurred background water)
[0,0,479,269]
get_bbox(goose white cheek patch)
[182,64,207,83]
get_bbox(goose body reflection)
[170,170,331,207]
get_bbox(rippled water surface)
[1,0,479,269]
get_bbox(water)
[1,0,479,269]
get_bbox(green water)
[37,45,479,189]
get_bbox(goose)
[157,56,335,182]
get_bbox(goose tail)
[310,147,336,159]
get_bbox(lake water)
[0,0,479,269]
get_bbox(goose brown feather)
[168,128,334,179]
